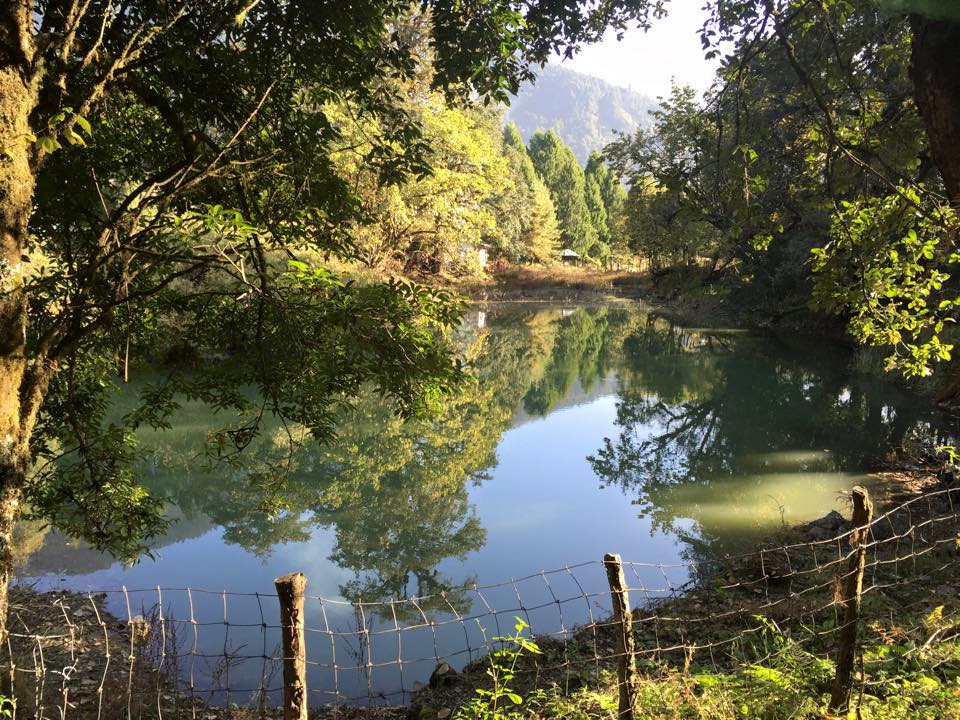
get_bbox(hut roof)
[561,248,580,258]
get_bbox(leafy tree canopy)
[607,0,960,384]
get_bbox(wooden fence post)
[275,572,308,720]
[604,553,637,720]
[829,486,873,712]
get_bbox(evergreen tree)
[527,130,598,257]
[503,123,539,192]
[491,123,539,261]
[584,172,610,252]
[587,152,629,253]
[525,177,562,263]
[492,123,564,264]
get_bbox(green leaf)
[74,116,92,135]
[39,136,61,153]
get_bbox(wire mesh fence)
[6,483,960,718]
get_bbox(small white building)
[560,248,581,266]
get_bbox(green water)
[17,302,956,703]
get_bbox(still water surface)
[17,303,957,703]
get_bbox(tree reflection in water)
[589,315,955,561]
[20,305,955,614]
[20,306,634,619]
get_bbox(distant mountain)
[505,64,658,165]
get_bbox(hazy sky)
[549,3,719,99]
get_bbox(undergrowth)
[451,609,960,720]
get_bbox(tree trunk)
[910,14,960,206]
[0,471,21,700]
[909,15,960,401]
[1,1,39,684]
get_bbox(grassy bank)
[419,591,960,719]
[456,265,647,302]
[445,263,833,333]
[428,621,960,719]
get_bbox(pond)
[15,302,958,705]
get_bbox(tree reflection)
[589,316,945,560]
[27,305,947,609]
[522,307,632,416]
[21,306,631,618]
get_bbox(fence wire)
[6,484,960,718]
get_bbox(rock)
[429,661,457,688]
[802,510,847,541]
[437,709,451,719]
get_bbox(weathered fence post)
[829,486,873,713]
[604,553,637,720]
[275,572,308,720]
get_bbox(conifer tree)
[491,122,561,263]
[525,177,562,263]
[503,123,539,192]
[587,152,629,253]
[584,172,610,252]
[528,130,598,256]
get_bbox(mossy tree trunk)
[0,0,43,668]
